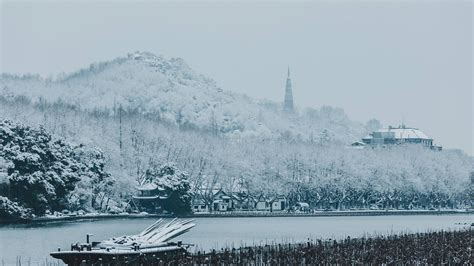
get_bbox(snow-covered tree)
[0,196,32,221]
[144,163,192,214]
[71,147,115,211]
[0,120,113,216]
[469,171,474,208]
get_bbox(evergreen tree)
[0,120,113,216]
[144,163,192,214]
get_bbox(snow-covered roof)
[364,126,431,140]
[133,195,168,200]
[136,183,158,191]
[192,198,206,205]
[296,202,309,207]
[133,195,159,200]
[232,194,242,200]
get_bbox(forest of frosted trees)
[0,52,472,218]
[0,119,114,219]
[0,95,472,217]
[0,52,367,145]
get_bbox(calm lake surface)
[0,214,472,265]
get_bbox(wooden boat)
[50,242,189,265]
[50,218,195,265]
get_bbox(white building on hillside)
[355,125,441,150]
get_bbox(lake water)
[0,214,472,265]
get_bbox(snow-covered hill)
[1,51,366,143]
[1,53,472,211]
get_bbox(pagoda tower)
[283,66,294,113]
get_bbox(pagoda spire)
[283,66,294,113]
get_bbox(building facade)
[359,125,441,150]
[132,183,168,213]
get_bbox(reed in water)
[148,229,471,265]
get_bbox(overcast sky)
[1,0,472,155]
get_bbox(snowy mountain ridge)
[1,51,366,143]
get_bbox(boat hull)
[50,245,187,265]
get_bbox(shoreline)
[1,209,472,225]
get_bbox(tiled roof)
[364,126,431,140]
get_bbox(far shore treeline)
[0,53,472,220]
[0,96,473,221]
